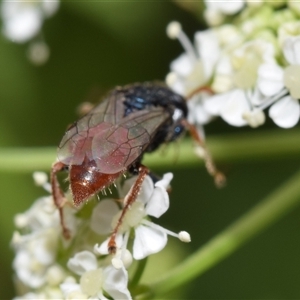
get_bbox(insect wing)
[91,108,169,174]
[57,89,169,173]
[88,89,125,126]
[57,91,124,166]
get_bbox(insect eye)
[169,124,185,142]
[175,126,181,133]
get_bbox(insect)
[51,82,223,253]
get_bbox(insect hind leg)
[51,161,71,239]
[108,164,149,254]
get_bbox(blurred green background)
[1,2,300,299]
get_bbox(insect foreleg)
[182,120,226,188]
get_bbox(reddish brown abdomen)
[70,158,121,206]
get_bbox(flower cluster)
[166,1,300,130]
[0,0,60,65]
[12,172,190,299]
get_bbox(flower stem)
[129,257,148,290]
[147,168,300,298]
[0,129,299,173]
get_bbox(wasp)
[51,82,223,253]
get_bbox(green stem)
[129,257,148,290]
[147,168,300,298]
[0,129,299,173]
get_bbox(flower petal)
[13,249,46,288]
[103,266,131,300]
[188,94,213,125]
[195,29,220,79]
[269,96,300,128]
[212,56,234,93]
[133,225,167,260]
[119,175,154,204]
[205,0,244,14]
[118,177,134,198]
[90,199,119,235]
[220,89,250,126]
[137,176,154,205]
[203,93,227,115]
[170,53,193,77]
[258,63,284,97]
[67,251,97,276]
[60,282,82,299]
[1,3,42,43]
[166,72,185,95]
[146,186,169,218]
[155,173,173,190]
[283,36,300,65]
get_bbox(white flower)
[205,82,269,128]
[166,22,220,97]
[13,196,59,232]
[11,195,61,290]
[11,173,77,292]
[93,173,190,261]
[1,0,59,43]
[257,36,300,127]
[14,172,78,238]
[278,21,300,46]
[187,91,214,126]
[283,36,300,66]
[13,170,190,298]
[166,22,222,126]
[204,89,250,126]
[62,251,131,300]
[12,227,60,288]
[257,63,284,98]
[229,39,275,90]
[205,0,245,15]
[204,0,245,26]
[204,39,275,127]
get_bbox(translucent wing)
[91,108,168,174]
[57,90,169,173]
[57,90,125,165]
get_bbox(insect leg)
[182,120,226,188]
[51,161,71,239]
[186,85,214,99]
[108,164,149,254]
